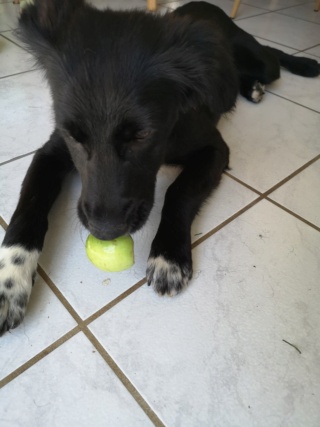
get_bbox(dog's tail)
[264,46,320,77]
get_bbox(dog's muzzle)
[78,199,152,240]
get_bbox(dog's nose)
[80,201,128,240]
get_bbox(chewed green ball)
[85,234,134,272]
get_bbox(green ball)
[85,234,134,272]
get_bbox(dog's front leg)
[0,130,73,336]
[147,133,229,296]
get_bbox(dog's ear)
[20,0,84,34]
[18,0,84,48]
[17,0,85,71]
[154,17,239,116]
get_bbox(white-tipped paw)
[251,81,265,103]
[0,246,39,336]
[146,255,192,296]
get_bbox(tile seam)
[264,90,320,114]
[262,154,320,197]
[0,326,81,389]
[266,197,320,232]
[0,67,39,80]
[226,154,320,198]
[82,327,166,427]
[276,10,320,26]
[0,150,36,167]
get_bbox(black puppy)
[0,0,318,336]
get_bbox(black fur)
[0,0,319,334]
[175,2,319,102]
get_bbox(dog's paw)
[250,81,265,103]
[146,255,193,296]
[0,246,39,336]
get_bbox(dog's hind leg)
[147,128,229,296]
[233,38,280,103]
[264,46,320,77]
[0,130,73,336]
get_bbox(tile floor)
[0,0,319,426]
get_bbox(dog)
[0,0,319,336]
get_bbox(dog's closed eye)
[135,129,152,141]
[116,122,152,144]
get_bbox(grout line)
[264,90,320,115]
[192,195,263,248]
[0,32,25,50]
[226,155,320,199]
[275,9,320,27]
[226,156,320,198]
[248,35,299,52]
[240,0,312,14]
[84,277,146,325]
[37,266,84,325]
[261,154,320,197]
[224,171,262,195]
[295,50,320,60]
[301,42,320,49]
[0,150,36,167]
[0,67,39,81]
[266,197,320,233]
[82,327,166,427]
[0,318,165,427]
[0,326,81,389]
[0,264,163,425]
[234,11,274,22]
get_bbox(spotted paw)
[0,245,39,336]
[250,81,265,103]
[146,255,193,296]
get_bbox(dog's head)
[18,0,238,240]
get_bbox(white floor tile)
[0,157,256,319]
[218,95,320,192]
[0,227,77,381]
[266,53,320,112]
[87,0,148,10]
[237,0,315,11]
[0,332,154,427]
[90,200,320,427]
[0,34,35,78]
[0,70,53,163]
[0,1,19,32]
[278,2,320,24]
[163,0,267,19]
[269,159,320,227]
[2,28,25,47]
[304,44,320,57]
[237,12,320,50]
